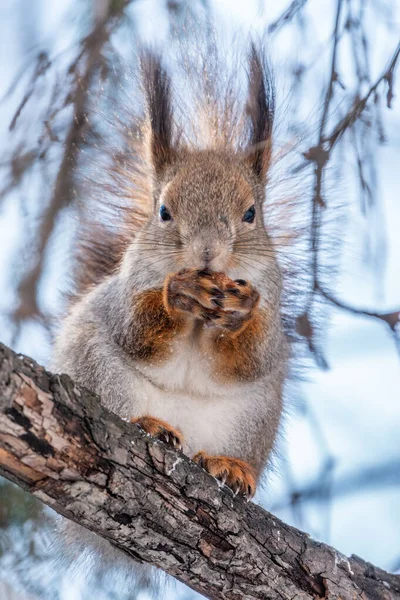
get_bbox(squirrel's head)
[148,153,270,277]
[135,47,277,282]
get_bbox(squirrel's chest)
[133,338,250,456]
[141,335,219,395]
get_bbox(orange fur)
[210,308,269,382]
[131,415,183,449]
[193,451,256,499]
[136,269,266,383]
[124,289,185,361]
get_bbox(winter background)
[0,1,399,599]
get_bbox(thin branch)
[298,11,400,362]
[318,285,400,329]
[318,285,400,353]
[323,41,400,150]
[272,459,400,511]
[297,0,344,364]
[268,0,308,34]
[311,0,343,255]
[13,1,130,323]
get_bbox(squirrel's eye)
[160,205,172,222]
[242,205,255,224]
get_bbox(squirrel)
[52,43,289,566]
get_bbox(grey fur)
[52,49,289,586]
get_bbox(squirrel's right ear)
[141,51,176,176]
[244,45,275,185]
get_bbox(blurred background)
[0,1,399,599]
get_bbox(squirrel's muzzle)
[203,245,216,264]
[190,234,227,270]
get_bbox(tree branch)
[12,0,131,324]
[318,285,400,335]
[0,341,399,600]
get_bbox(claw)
[211,298,224,308]
[197,269,211,277]
[192,452,256,500]
[246,486,254,502]
[226,287,241,296]
[131,416,183,450]
[172,435,182,450]
[210,287,225,299]
[208,312,221,320]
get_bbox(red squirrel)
[52,46,288,559]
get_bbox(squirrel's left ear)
[141,51,176,176]
[244,45,275,184]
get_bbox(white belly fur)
[129,337,254,457]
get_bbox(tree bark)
[0,342,398,600]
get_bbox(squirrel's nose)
[191,236,223,267]
[203,245,219,264]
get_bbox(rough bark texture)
[0,342,399,600]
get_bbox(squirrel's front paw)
[165,269,259,332]
[131,415,183,450]
[193,451,256,500]
[214,277,260,332]
[165,268,226,321]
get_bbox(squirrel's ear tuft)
[244,45,275,184]
[141,51,176,175]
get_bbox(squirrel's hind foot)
[131,415,183,450]
[193,451,256,500]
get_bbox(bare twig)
[310,0,343,264]
[268,0,308,34]
[297,7,400,360]
[318,285,400,352]
[272,459,400,510]
[9,52,51,132]
[12,1,130,323]
[324,41,400,149]
[297,0,344,363]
